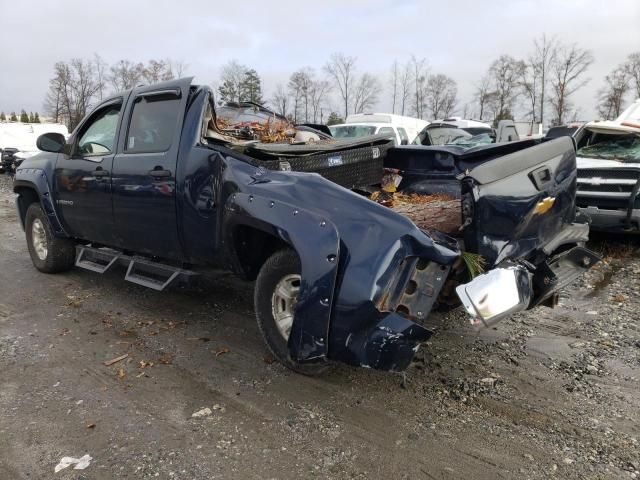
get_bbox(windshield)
[449,133,494,149]
[329,125,377,138]
[577,134,640,162]
[414,126,472,146]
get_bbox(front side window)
[77,104,121,155]
[126,93,181,153]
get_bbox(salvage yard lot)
[0,174,638,479]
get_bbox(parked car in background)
[433,117,493,136]
[514,121,544,138]
[329,113,429,145]
[0,122,68,173]
[574,99,640,232]
[412,120,521,149]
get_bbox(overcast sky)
[0,0,639,122]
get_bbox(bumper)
[578,206,640,232]
[456,246,600,328]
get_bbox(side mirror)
[37,132,67,153]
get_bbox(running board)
[76,247,120,273]
[74,246,197,291]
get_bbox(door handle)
[93,168,110,178]
[149,168,171,178]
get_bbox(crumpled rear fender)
[224,192,340,364]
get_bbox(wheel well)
[232,225,291,281]
[14,187,40,226]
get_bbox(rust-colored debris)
[214,347,230,357]
[157,353,175,365]
[103,353,129,366]
[216,117,296,144]
[371,191,462,234]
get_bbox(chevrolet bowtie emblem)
[534,197,556,215]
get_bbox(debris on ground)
[192,407,212,418]
[214,347,230,357]
[54,454,92,473]
[157,353,175,364]
[103,353,129,366]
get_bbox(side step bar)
[75,246,198,291]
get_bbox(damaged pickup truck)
[14,77,598,374]
[574,99,640,232]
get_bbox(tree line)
[35,40,640,131]
[0,110,41,123]
[472,38,638,125]
[43,55,187,130]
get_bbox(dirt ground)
[0,174,638,479]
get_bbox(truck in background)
[329,113,429,145]
[1,122,68,173]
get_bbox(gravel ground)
[0,174,638,479]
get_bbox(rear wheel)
[25,203,75,273]
[254,249,332,375]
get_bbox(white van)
[329,113,429,145]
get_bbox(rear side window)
[378,127,396,143]
[126,93,181,153]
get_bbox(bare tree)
[288,69,313,123]
[44,62,67,124]
[93,54,108,102]
[487,55,525,121]
[531,34,557,125]
[424,74,457,119]
[142,59,174,84]
[352,73,380,114]
[389,60,399,114]
[109,60,143,91]
[549,44,594,125]
[46,59,102,130]
[474,75,492,120]
[217,60,247,103]
[310,79,331,123]
[411,56,428,119]
[520,61,539,122]
[597,66,630,119]
[624,52,640,98]
[270,84,289,118]
[324,53,357,119]
[399,61,412,116]
[168,59,189,78]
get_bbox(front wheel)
[25,203,76,273]
[254,249,332,375]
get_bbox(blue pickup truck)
[13,77,598,374]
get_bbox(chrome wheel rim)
[271,274,301,341]
[31,219,48,260]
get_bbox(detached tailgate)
[461,137,586,265]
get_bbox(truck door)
[111,81,190,260]
[54,98,124,244]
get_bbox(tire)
[254,249,333,375]
[25,203,76,273]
